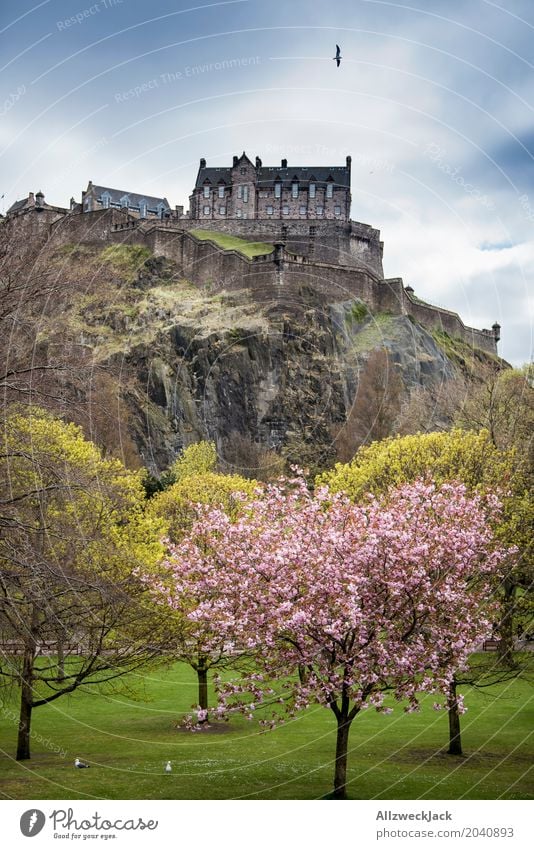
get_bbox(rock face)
[117,292,457,472]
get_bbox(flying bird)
[165,760,172,773]
[74,757,90,769]
[333,44,342,67]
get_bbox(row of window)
[202,205,342,216]
[99,195,167,217]
[202,183,334,199]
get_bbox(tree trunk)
[16,648,34,760]
[298,664,308,685]
[447,678,462,756]
[197,657,209,721]
[56,637,65,682]
[333,718,351,799]
[497,578,516,668]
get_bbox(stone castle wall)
[176,217,384,278]
[26,208,498,355]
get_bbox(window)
[139,200,147,218]
[309,183,316,198]
[334,205,341,216]
[219,206,226,215]
[237,186,243,199]
[300,205,307,215]
[282,205,289,215]
[292,182,299,198]
[203,205,210,215]
[120,195,129,208]
[243,186,249,203]
[101,193,110,209]
[203,185,210,198]
[326,182,333,198]
[236,209,242,218]
[266,205,273,215]
[218,186,225,198]
[274,182,281,198]
[316,206,324,215]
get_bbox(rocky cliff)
[0,235,502,475]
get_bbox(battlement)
[2,204,500,357]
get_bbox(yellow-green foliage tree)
[318,427,531,753]
[149,452,258,716]
[169,440,218,483]
[0,408,166,760]
[151,471,258,542]
[318,428,514,498]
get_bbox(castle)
[189,152,352,221]
[2,152,500,355]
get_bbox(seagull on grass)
[74,757,90,769]
[333,44,342,67]
[165,761,172,773]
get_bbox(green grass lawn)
[189,229,274,258]
[0,662,532,800]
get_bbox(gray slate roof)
[91,185,170,210]
[6,198,29,215]
[194,165,350,189]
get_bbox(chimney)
[175,205,184,218]
[28,191,35,205]
[200,158,206,168]
[70,197,76,210]
[255,156,262,168]
[281,158,287,168]
[346,155,352,168]
[233,155,239,167]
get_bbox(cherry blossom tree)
[157,476,509,798]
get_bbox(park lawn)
[0,661,532,800]
[189,229,274,258]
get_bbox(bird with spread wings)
[333,44,342,67]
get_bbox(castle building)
[5,190,66,218]
[81,181,171,219]
[189,152,352,221]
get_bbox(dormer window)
[101,192,111,209]
[139,199,147,218]
[203,185,210,198]
[326,181,334,198]
[292,182,299,198]
[120,195,129,209]
[309,183,316,198]
[157,202,166,219]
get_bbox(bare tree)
[333,348,404,461]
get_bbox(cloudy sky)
[1,0,532,364]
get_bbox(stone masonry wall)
[177,217,384,277]
[13,208,497,355]
[380,278,498,354]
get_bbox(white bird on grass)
[74,757,90,769]
[165,761,172,773]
